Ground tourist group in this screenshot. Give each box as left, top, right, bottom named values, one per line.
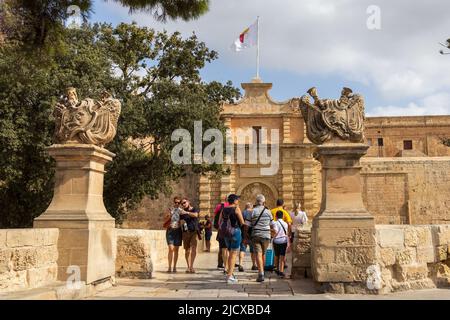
left=163, top=194, right=308, bottom=283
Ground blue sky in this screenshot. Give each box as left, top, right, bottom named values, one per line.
left=89, top=0, right=450, bottom=116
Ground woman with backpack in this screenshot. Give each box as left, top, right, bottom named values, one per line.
left=219, top=194, right=245, bottom=284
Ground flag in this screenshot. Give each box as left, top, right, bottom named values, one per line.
left=231, top=20, right=258, bottom=52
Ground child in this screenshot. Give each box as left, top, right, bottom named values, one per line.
left=272, top=210, right=289, bottom=278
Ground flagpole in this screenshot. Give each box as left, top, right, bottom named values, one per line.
left=256, top=16, right=260, bottom=79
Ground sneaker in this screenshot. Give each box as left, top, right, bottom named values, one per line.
left=217, top=264, right=224, bottom=269
left=235, top=264, right=240, bottom=268
left=238, top=265, right=244, bottom=272
left=279, top=272, right=286, bottom=279
left=227, top=275, right=238, bottom=284
left=251, top=265, right=258, bottom=271
left=256, top=274, right=265, bottom=282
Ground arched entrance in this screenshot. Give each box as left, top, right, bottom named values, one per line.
left=237, top=181, right=278, bottom=209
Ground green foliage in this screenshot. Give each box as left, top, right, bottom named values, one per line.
left=1, top=0, right=209, bottom=48
left=117, top=0, right=209, bottom=22
left=0, top=23, right=240, bottom=227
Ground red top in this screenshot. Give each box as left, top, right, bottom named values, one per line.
left=214, top=202, right=230, bottom=216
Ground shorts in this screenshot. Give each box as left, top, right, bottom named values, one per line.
left=240, top=240, right=254, bottom=253
left=182, top=230, right=198, bottom=250
left=217, top=234, right=227, bottom=249
left=166, top=228, right=182, bottom=246
left=251, top=236, right=270, bottom=254
left=205, top=230, right=212, bottom=241
left=273, top=242, right=287, bottom=257
left=224, top=228, right=242, bottom=252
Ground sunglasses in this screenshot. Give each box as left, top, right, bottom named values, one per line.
left=174, top=201, right=180, bottom=205
left=181, top=201, right=187, bottom=205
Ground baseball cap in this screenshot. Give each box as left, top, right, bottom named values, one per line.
left=227, top=194, right=240, bottom=203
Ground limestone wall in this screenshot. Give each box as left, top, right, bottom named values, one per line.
left=115, top=229, right=218, bottom=278
left=375, top=225, right=450, bottom=293
left=361, top=157, right=450, bottom=225
left=0, top=229, right=59, bottom=292
left=121, top=172, right=200, bottom=229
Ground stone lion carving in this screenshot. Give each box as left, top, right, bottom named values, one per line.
left=299, top=87, right=365, bottom=145
left=53, top=87, right=121, bottom=146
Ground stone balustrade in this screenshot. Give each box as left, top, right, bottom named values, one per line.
left=0, top=229, right=59, bottom=292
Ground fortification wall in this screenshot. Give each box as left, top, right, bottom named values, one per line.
left=361, top=157, right=450, bottom=225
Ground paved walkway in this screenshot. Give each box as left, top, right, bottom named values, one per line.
left=88, top=250, right=450, bottom=300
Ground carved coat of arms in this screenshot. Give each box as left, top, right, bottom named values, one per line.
left=53, top=87, right=121, bottom=147
left=299, top=87, right=365, bottom=145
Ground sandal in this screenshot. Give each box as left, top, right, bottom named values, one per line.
left=173, top=268, right=177, bottom=273
left=190, top=269, right=196, bottom=274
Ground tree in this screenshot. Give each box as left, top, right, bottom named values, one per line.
left=0, top=0, right=209, bottom=48
left=0, top=22, right=240, bottom=228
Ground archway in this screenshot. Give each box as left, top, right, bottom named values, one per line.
left=237, top=181, right=278, bottom=209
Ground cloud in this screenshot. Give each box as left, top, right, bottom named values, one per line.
left=92, top=0, right=450, bottom=115
left=368, top=93, right=450, bottom=116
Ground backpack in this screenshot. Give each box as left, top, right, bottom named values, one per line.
left=218, top=208, right=235, bottom=239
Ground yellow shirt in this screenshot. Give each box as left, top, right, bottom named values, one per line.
left=270, top=207, right=292, bottom=224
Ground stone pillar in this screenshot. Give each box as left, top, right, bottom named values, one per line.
left=282, top=116, right=292, bottom=144
left=311, top=143, right=377, bottom=294
left=280, top=158, right=294, bottom=209
left=301, top=158, right=318, bottom=216
left=34, top=144, right=116, bottom=285
left=220, top=165, right=235, bottom=201
left=198, top=173, right=212, bottom=218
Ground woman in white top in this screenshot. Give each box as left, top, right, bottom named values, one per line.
left=289, top=203, right=308, bottom=243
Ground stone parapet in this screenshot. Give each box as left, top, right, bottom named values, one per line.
left=375, top=225, right=450, bottom=293
left=0, top=229, right=59, bottom=293
left=291, top=225, right=312, bottom=279
left=115, top=229, right=218, bottom=279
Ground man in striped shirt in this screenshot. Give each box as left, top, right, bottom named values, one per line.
left=247, top=194, right=274, bottom=282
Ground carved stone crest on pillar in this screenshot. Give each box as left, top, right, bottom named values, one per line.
left=53, top=87, right=121, bottom=147
left=34, top=88, right=121, bottom=286
left=299, top=87, right=365, bottom=145
left=297, top=87, right=377, bottom=294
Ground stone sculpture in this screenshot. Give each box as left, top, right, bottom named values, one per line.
left=53, top=87, right=121, bottom=146
left=299, top=87, right=365, bottom=144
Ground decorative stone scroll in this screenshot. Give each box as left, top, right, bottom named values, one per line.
left=53, top=87, right=121, bottom=146
left=299, top=87, right=365, bottom=144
